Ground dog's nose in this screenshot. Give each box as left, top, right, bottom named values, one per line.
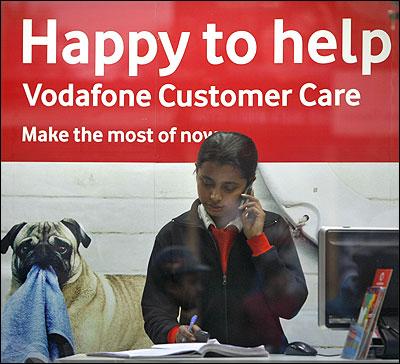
left=35, top=242, right=50, bottom=267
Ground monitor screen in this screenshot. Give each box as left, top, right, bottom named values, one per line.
left=318, top=227, right=399, bottom=328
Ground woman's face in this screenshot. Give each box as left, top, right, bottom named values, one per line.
left=196, top=161, right=248, bottom=226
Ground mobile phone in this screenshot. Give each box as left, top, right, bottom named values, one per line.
left=240, top=184, right=254, bottom=206
left=240, top=184, right=255, bottom=220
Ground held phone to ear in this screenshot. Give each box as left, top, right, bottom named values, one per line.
left=240, top=183, right=254, bottom=205
left=240, top=183, right=255, bottom=220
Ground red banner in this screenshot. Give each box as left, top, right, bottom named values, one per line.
left=1, top=1, right=399, bottom=162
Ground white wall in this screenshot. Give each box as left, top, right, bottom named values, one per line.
left=3, top=162, right=398, bottom=348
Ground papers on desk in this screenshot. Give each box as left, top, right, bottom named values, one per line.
left=87, top=339, right=269, bottom=358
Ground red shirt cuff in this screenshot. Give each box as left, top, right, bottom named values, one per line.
left=167, top=325, right=180, bottom=343
left=247, top=233, right=272, bottom=256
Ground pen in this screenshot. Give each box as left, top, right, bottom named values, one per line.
left=188, top=314, right=198, bottom=333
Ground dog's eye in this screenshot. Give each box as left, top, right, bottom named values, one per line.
left=53, top=237, right=70, bottom=255
left=20, top=246, right=29, bottom=254
left=56, top=245, right=68, bottom=255
left=17, top=239, right=33, bottom=256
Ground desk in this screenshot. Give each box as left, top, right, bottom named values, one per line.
left=56, top=353, right=398, bottom=363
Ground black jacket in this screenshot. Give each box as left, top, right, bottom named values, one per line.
left=141, top=199, right=308, bottom=353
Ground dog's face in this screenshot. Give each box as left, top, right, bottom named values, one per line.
left=1, top=218, right=91, bottom=287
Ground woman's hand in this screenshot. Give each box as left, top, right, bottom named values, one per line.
left=175, top=324, right=201, bottom=343
left=239, top=194, right=266, bottom=239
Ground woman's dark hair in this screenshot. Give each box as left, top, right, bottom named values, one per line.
left=196, top=131, right=258, bottom=184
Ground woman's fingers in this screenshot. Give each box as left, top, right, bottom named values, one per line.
left=176, top=324, right=201, bottom=343
left=239, top=194, right=266, bottom=239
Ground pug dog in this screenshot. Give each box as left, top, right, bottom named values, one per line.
left=1, top=218, right=152, bottom=353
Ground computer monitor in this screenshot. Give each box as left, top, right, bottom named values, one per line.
left=318, top=227, right=399, bottom=328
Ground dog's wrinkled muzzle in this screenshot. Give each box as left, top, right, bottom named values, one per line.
left=17, top=243, right=70, bottom=287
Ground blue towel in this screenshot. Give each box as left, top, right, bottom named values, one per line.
left=1, top=264, right=75, bottom=363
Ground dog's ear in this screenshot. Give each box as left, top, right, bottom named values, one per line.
left=1, top=222, right=27, bottom=254
left=61, top=218, right=91, bottom=248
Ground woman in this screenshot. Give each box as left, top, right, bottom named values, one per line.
left=141, top=131, right=308, bottom=353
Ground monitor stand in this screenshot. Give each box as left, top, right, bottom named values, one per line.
left=367, top=333, right=385, bottom=358
left=372, top=315, right=399, bottom=359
